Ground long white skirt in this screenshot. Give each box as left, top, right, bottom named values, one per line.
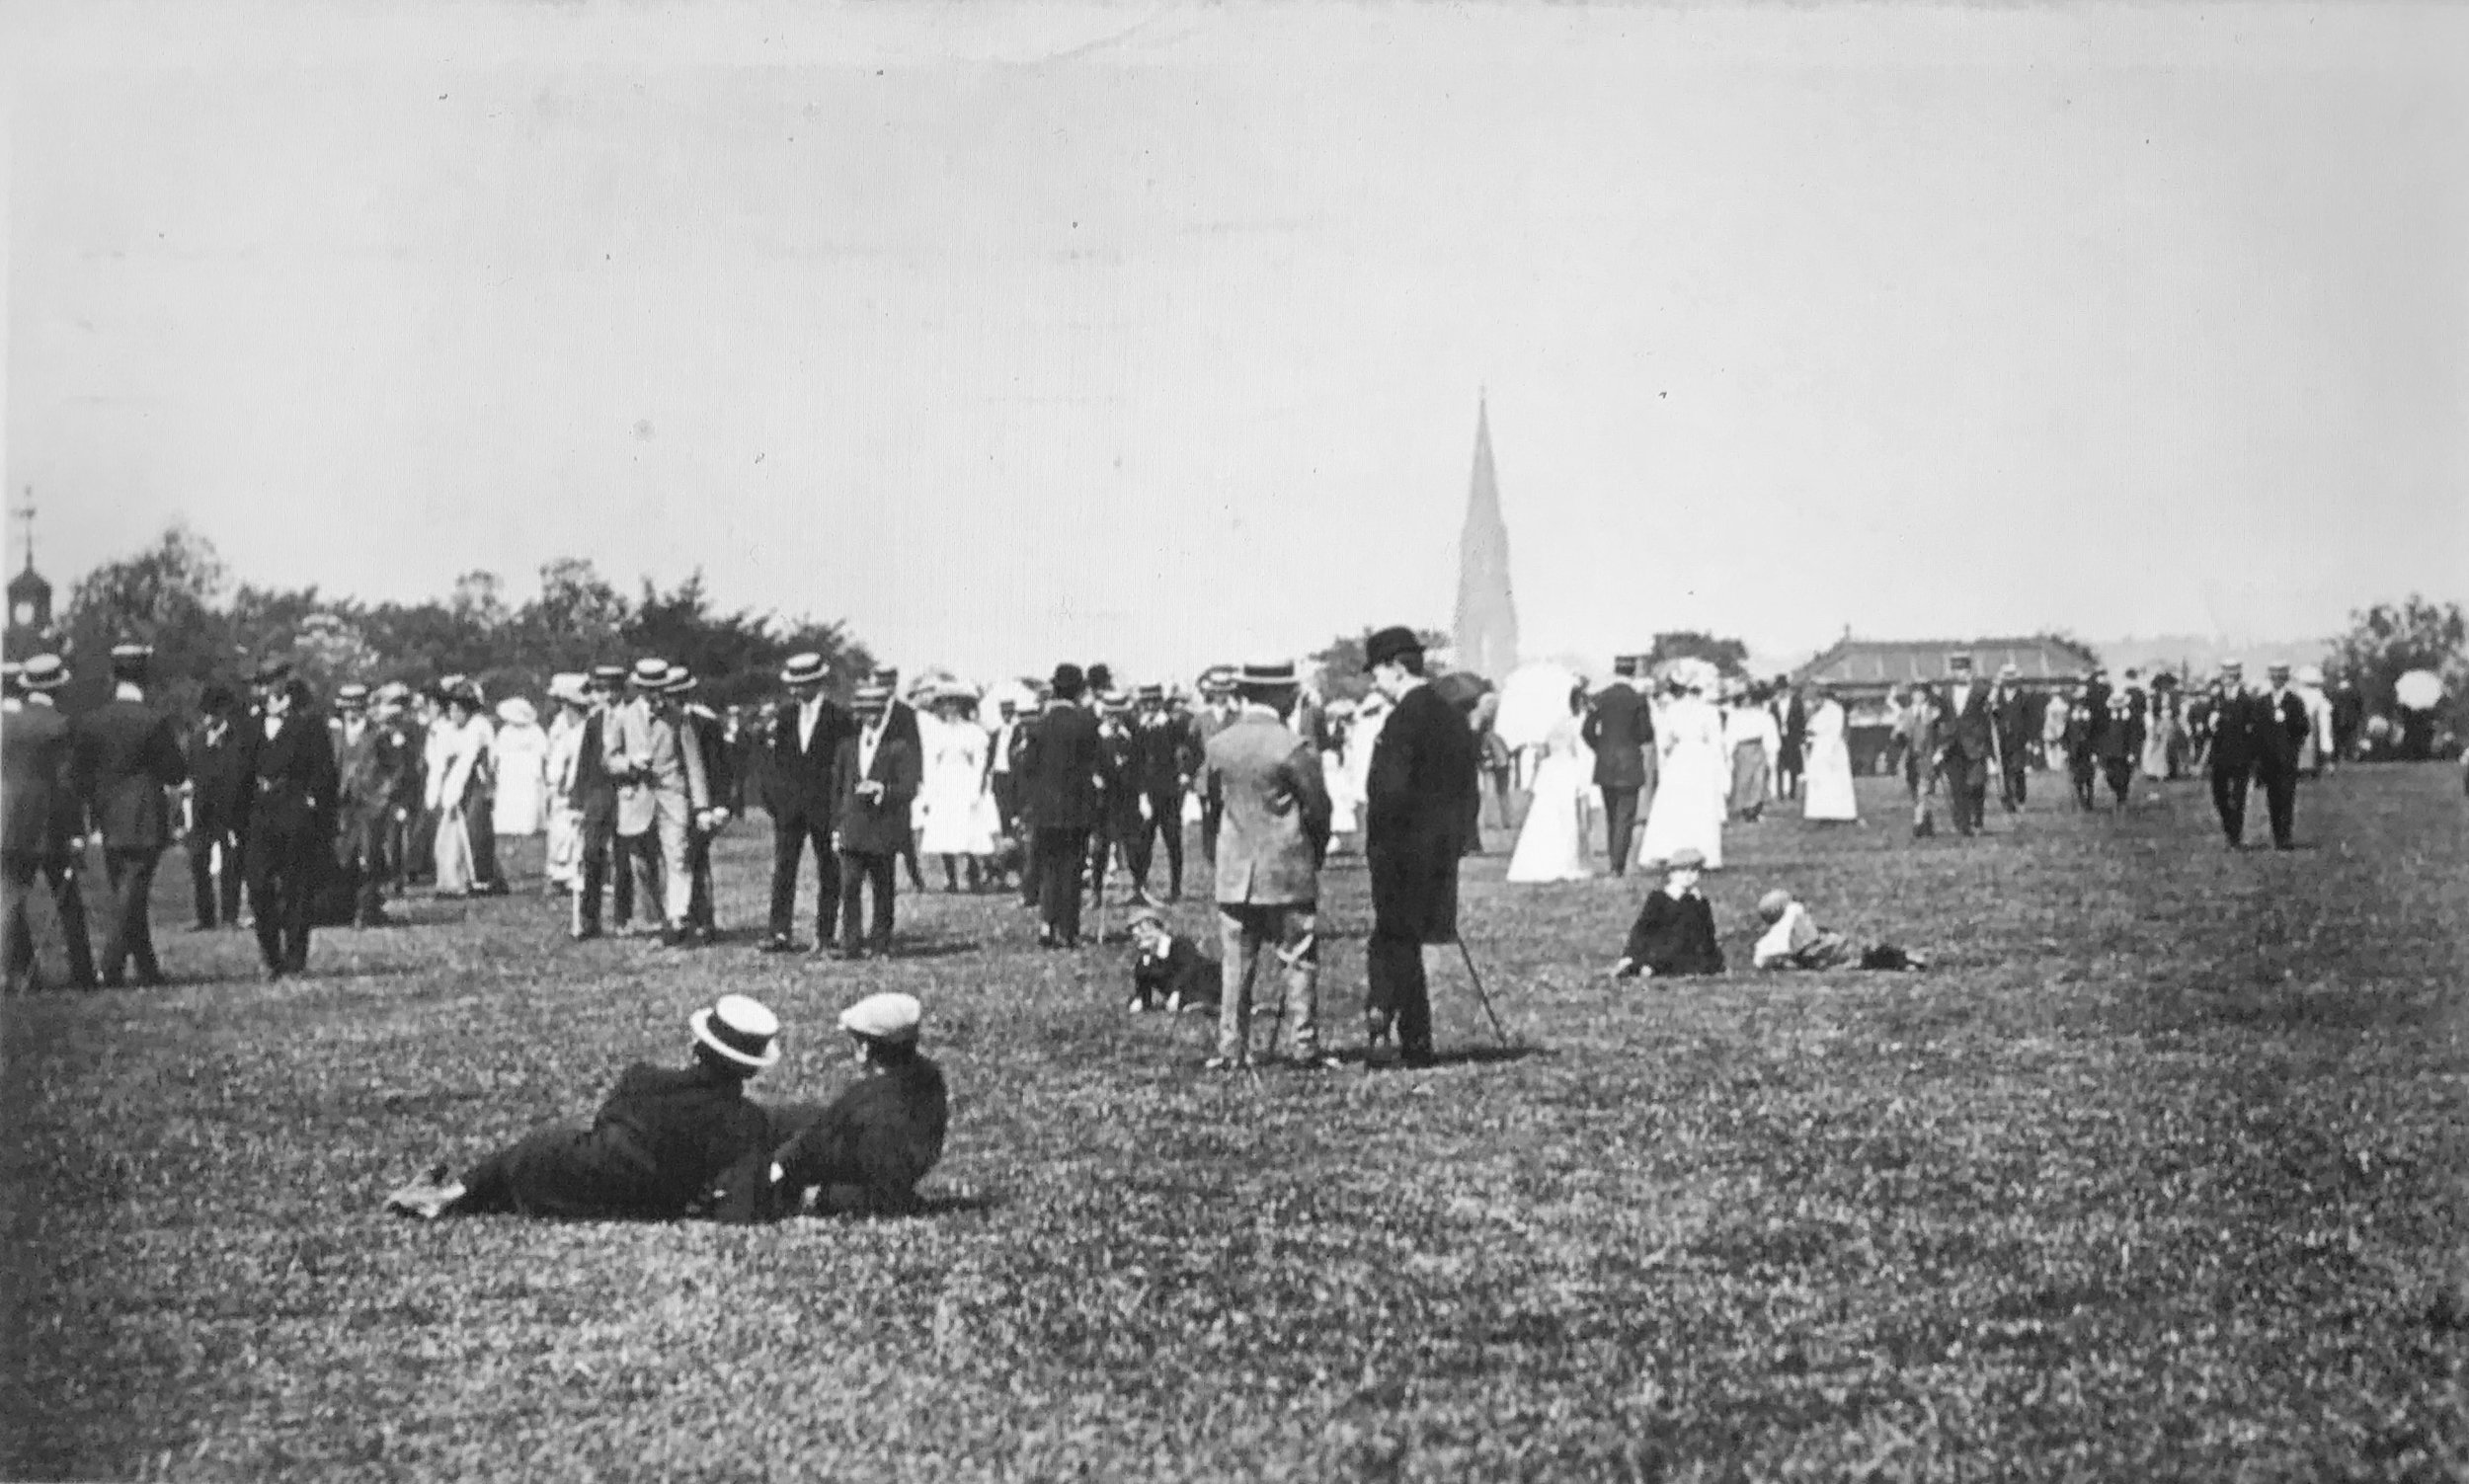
left=1506, top=752, right=1593, bottom=883
left=1803, top=736, right=1859, bottom=821
left=1636, top=745, right=1726, bottom=869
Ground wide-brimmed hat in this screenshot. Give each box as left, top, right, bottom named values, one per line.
left=838, top=991, right=921, bottom=1047
left=1364, top=625, right=1424, bottom=670
left=1125, top=905, right=1167, bottom=933
left=628, top=657, right=671, bottom=689
left=1665, top=846, right=1707, bottom=871
left=780, top=652, right=828, bottom=686
left=547, top=672, right=590, bottom=705
left=18, top=655, right=67, bottom=691
left=496, top=697, right=538, bottom=728
left=690, top=994, right=781, bottom=1069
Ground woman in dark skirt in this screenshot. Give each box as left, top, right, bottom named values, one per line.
left=388, top=995, right=782, bottom=1223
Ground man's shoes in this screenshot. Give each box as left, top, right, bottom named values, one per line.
left=571, top=924, right=603, bottom=941
left=758, top=935, right=802, bottom=955
left=357, top=911, right=400, bottom=929
left=1400, top=1048, right=1437, bottom=1070
left=659, top=926, right=688, bottom=949
left=1283, top=1054, right=1341, bottom=1072
left=1202, top=1055, right=1248, bottom=1072
left=384, top=1173, right=467, bottom=1220
left=1126, top=995, right=1152, bottom=1014
left=264, top=963, right=287, bottom=982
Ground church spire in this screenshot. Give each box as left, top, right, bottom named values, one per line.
left=1452, top=395, right=1519, bottom=680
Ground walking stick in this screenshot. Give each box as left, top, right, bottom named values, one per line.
left=1258, top=930, right=1315, bottom=1062
left=1454, top=934, right=1513, bottom=1048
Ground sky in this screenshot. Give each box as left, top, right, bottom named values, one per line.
left=4, top=1, right=2465, bottom=682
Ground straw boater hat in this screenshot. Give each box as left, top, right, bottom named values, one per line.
left=852, top=681, right=892, bottom=714
left=780, top=652, right=828, bottom=686
left=1198, top=665, right=1236, bottom=697
left=839, top=991, right=921, bottom=1048
left=1125, top=904, right=1167, bottom=933
left=1135, top=682, right=1164, bottom=705
left=110, top=643, right=154, bottom=680
left=589, top=663, right=628, bottom=692
left=690, top=994, right=781, bottom=1069
left=19, top=654, right=68, bottom=691
left=334, top=682, right=370, bottom=711
left=1235, top=660, right=1298, bottom=697
left=662, top=664, right=696, bottom=696
left=628, top=657, right=671, bottom=690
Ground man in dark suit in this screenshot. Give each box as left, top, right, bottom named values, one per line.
left=570, top=664, right=630, bottom=939
left=1770, top=678, right=1806, bottom=802
left=2206, top=660, right=2266, bottom=846
left=1087, top=689, right=1142, bottom=908
left=330, top=681, right=414, bottom=928
left=762, top=652, right=848, bottom=953
left=3, top=656, right=99, bottom=992
left=1933, top=653, right=1996, bottom=836
left=1017, top=663, right=1101, bottom=948
left=1125, top=684, right=1191, bottom=903
left=871, top=667, right=928, bottom=892
left=1188, top=667, right=1237, bottom=861
left=184, top=681, right=254, bottom=930
left=2256, top=663, right=2308, bottom=850
left=833, top=682, right=921, bottom=959
left=1989, top=663, right=2034, bottom=813
left=1361, top=626, right=1481, bottom=1068
left=1580, top=656, right=1653, bottom=875
left=671, top=665, right=734, bottom=943
left=244, top=661, right=340, bottom=979
left=2071, top=668, right=2111, bottom=810
left=79, top=644, right=191, bottom=985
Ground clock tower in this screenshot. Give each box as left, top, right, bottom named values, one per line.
left=6, top=489, right=55, bottom=658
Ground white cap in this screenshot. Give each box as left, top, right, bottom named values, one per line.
left=838, top=991, right=922, bottom=1046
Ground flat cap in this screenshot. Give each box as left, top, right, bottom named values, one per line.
left=838, top=991, right=921, bottom=1046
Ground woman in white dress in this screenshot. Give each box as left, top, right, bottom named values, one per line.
left=1636, top=668, right=1727, bottom=870
left=1802, top=684, right=1860, bottom=823
left=1507, top=684, right=1595, bottom=883
left=432, top=689, right=489, bottom=895
left=916, top=691, right=999, bottom=891
left=541, top=677, right=589, bottom=892
left=1321, top=699, right=1364, bottom=854
left=492, top=697, right=550, bottom=838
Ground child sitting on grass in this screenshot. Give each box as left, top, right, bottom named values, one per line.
left=1608, top=848, right=1725, bottom=980
left=1751, top=889, right=1928, bottom=972
left=1126, top=906, right=1221, bottom=1014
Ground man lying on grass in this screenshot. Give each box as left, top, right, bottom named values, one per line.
left=1750, top=889, right=1929, bottom=973
left=385, top=991, right=948, bottom=1222
left=1608, top=848, right=1725, bottom=980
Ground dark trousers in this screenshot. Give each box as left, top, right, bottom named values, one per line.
left=466, top=790, right=503, bottom=889
left=98, top=848, right=165, bottom=984
left=574, top=816, right=629, bottom=933
left=4, top=851, right=98, bottom=989
left=2256, top=764, right=2297, bottom=848
left=1033, top=826, right=1088, bottom=944
left=2102, top=757, right=2133, bottom=807
left=245, top=821, right=319, bottom=972
left=768, top=812, right=840, bottom=944
left=2210, top=766, right=2249, bottom=844
left=2000, top=760, right=2029, bottom=811
left=1128, top=790, right=1184, bottom=898
left=1366, top=934, right=1434, bottom=1061
left=407, top=806, right=439, bottom=884
left=188, top=820, right=245, bottom=927
left=1600, top=786, right=1639, bottom=874
left=837, top=849, right=897, bottom=952
left=2070, top=751, right=2099, bottom=809
left=1199, top=796, right=1224, bottom=865
left=1946, top=753, right=1991, bottom=833
left=686, top=827, right=717, bottom=931
left=991, top=773, right=1019, bottom=835
left=1019, top=816, right=1043, bottom=908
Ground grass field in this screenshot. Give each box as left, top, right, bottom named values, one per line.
left=5, top=765, right=2466, bottom=1481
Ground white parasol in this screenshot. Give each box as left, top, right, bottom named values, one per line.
left=1492, top=662, right=1585, bottom=750
left=2395, top=669, right=2444, bottom=711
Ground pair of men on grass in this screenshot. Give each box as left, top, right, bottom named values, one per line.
left=388, top=991, right=948, bottom=1222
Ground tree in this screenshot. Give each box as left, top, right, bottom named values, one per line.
left=1644, top=631, right=1750, bottom=679
left=2324, top=593, right=2467, bottom=755
left=58, top=523, right=236, bottom=712
left=1310, top=626, right=1452, bottom=702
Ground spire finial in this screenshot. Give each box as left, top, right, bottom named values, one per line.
left=12, top=488, right=32, bottom=575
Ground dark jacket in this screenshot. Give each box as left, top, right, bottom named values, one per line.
left=77, top=695, right=190, bottom=851
left=1018, top=701, right=1102, bottom=831
left=246, top=710, right=340, bottom=841
left=332, top=715, right=415, bottom=828
left=833, top=725, right=921, bottom=856
left=1133, top=931, right=1220, bottom=1010
left=188, top=713, right=256, bottom=831
left=1621, top=889, right=1724, bottom=976
left=768, top=696, right=851, bottom=825
left=1366, top=683, right=1481, bottom=943
left=1581, top=681, right=1652, bottom=790
left=2, top=703, right=83, bottom=857
left=573, top=710, right=619, bottom=831
left=2256, top=689, right=2308, bottom=775
left=461, top=1060, right=774, bottom=1222
left=1935, top=680, right=1996, bottom=765
left=682, top=705, right=733, bottom=819
left=766, top=1054, right=950, bottom=1216
left=1132, top=712, right=1189, bottom=796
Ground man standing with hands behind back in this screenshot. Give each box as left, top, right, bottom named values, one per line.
left=80, top=643, right=190, bottom=986
left=1361, top=626, right=1481, bottom=1069
left=1580, top=655, right=1652, bottom=875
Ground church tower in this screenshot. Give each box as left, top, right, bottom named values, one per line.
left=6, top=489, right=53, bottom=658
left=1451, top=397, right=1519, bottom=679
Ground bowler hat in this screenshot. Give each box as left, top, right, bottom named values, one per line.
left=690, top=994, right=781, bottom=1069
left=780, top=652, right=828, bottom=686
left=1050, top=663, right=1086, bottom=699
left=838, top=991, right=921, bottom=1047
left=1364, top=626, right=1424, bottom=670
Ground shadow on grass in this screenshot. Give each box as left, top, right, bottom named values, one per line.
left=1332, top=1043, right=1554, bottom=1070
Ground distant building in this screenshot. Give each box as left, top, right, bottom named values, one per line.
left=1451, top=397, right=1519, bottom=681
left=6, top=514, right=55, bottom=661
left=1793, top=633, right=2101, bottom=774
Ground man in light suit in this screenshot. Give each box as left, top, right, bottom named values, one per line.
left=604, top=656, right=710, bottom=948
left=832, top=683, right=921, bottom=959
left=79, top=644, right=191, bottom=986
left=762, top=652, right=847, bottom=953
left=1581, top=655, right=1653, bottom=874
left=1933, top=653, right=1996, bottom=836
left=1201, top=661, right=1333, bottom=1070
left=3, top=656, right=99, bottom=992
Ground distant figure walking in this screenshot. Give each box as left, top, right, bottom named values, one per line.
left=1800, top=685, right=1859, bottom=824
left=1506, top=684, right=1594, bottom=884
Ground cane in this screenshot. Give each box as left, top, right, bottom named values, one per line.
left=1454, top=934, right=1514, bottom=1049
left=1258, top=929, right=1314, bottom=1062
